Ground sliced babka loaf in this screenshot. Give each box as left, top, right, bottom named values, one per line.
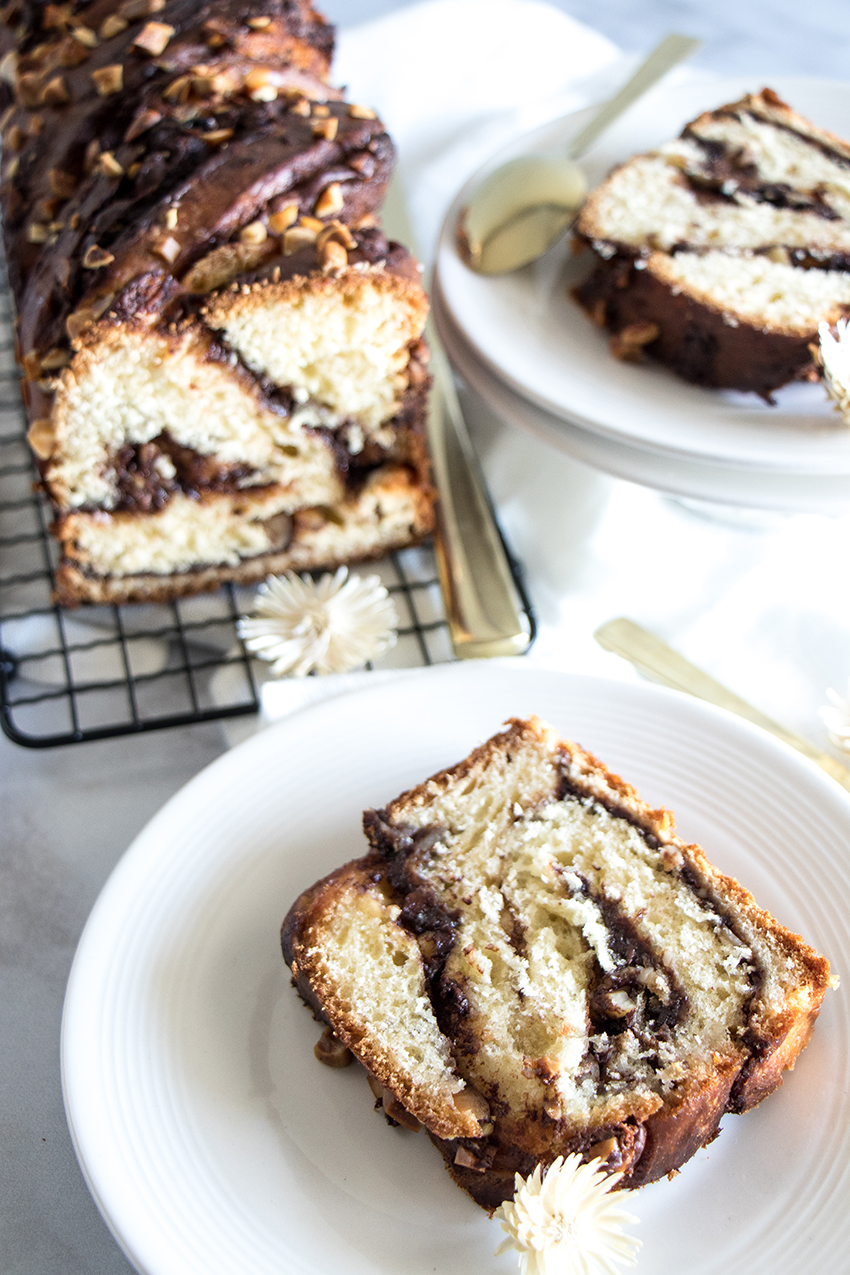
left=0, top=0, right=434, bottom=603
left=574, top=88, right=850, bottom=398
left=282, top=716, right=833, bottom=1210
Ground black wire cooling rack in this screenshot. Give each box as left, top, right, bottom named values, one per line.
left=0, top=286, right=467, bottom=747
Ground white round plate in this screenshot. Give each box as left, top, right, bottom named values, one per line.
left=436, top=76, right=850, bottom=476
left=434, top=285, right=850, bottom=513
left=62, top=662, right=850, bottom=1275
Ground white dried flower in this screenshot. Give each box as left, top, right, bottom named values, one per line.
left=818, top=319, right=850, bottom=424
left=820, top=678, right=850, bottom=751
left=494, top=1154, right=641, bottom=1275
left=238, top=567, right=398, bottom=677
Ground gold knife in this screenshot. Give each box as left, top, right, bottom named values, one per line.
left=594, top=617, right=850, bottom=795
left=382, top=175, right=533, bottom=658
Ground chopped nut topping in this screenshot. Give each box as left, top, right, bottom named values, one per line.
left=124, top=106, right=161, bottom=142
left=451, top=1087, right=491, bottom=1128
left=22, top=350, right=41, bottom=379
left=0, top=50, right=17, bottom=83
left=3, top=154, right=19, bottom=180
left=68, top=211, right=79, bottom=230
left=100, top=13, right=128, bottom=38
left=314, top=181, right=344, bottom=218
left=47, top=167, right=76, bottom=196
left=247, top=14, right=271, bottom=27
left=4, top=122, right=22, bottom=150
left=83, top=243, right=115, bottom=268
left=119, top=0, right=164, bottom=17
left=610, top=321, right=660, bottom=362
left=84, top=138, right=100, bottom=173
left=313, top=1026, right=352, bottom=1067
left=42, top=4, right=71, bottom=30
left=311, top=116, right=338, bottom=141
left=239, top=220, right=267, bottom=246
left=43, top=74, right=72, bottom=105
left=163, top=207, right=178, bottom=229
left=132, top=20, right=174, bottom=54
left=289, top=97, right=310, bottom=117
left=40, top=347, right=71, bottom=370
left=312, top=103, right=329, bottom=117
left=184, top=239, right=271, bottom=292
left=27, top=418, right=55, bottom=460
left=319, top=239, right=347, bottom=270
left=317, top=220, right=356, bottom=250
left=126, top=162, right=141, bottom=178
left=268, top=203, right=299, bottom=233
left=16, top=72, right=45, bottom=108
left=243, top=67, right=277, bottom=101
left=202, top=127, right=234, bottom=144
left=27, top=112, right=43, bottom=136
left=92, top=64, right=123, bottom=95
left=38, top=197, right=61, bottom=220
left=66, top=308, right=94, bottom=339
left=205, top=31, right=225, bottom=48
left=153, top=234, right=181, bottom=264
left=90, top=291, right=115, bottom=320
left=27, top=222, right=49, bottom=243
left=163, top=74, right=190, bottom=103
left=57, top=34, right=89, bottom=66
left=70, top=24, right=98, bottom=47
left=97, top=150, right=124, bottom=177
left=383, top=1092, right=421, bottom=1131
left=243, top=67, right=269, bottom=90
left=299, top=216, right=323, bottom=233
left=348, top=103, right=376, bottom=120
left=283, top=225, right=317, bottom=253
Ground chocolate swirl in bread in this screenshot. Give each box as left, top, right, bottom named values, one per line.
left=282, top=717, right=833, bottom=1210
left=0, top=0, right=434, bottom=602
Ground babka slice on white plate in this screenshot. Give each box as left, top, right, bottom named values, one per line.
left=282, top=715, right=834, bottom=1210
left=574, top=88, right=850, bottom=399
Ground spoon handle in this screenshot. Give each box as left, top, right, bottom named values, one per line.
left=567, top=33, right=702, bottom=160
left=595, top=617, right=850, bottom=794
left=383, top=176, right=534, bottom=658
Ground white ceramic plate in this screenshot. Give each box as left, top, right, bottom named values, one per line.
left=436, top=76, right=850, bottom=476
left=433, top=284, right=850, bottom=513
left=62, top=662, right=850, bottom=1275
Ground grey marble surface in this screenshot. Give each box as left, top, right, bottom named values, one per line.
left=2, top=2, right=849, bottom=1273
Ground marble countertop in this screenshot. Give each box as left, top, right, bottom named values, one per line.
left=3, top=1, right=850, bottom=1272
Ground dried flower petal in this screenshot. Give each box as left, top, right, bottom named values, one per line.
left=494, top=1154, right=640, bottom=1275
left=238, top=567, right=398, bottom=677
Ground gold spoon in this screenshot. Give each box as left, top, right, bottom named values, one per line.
left=458, top=33, right=701, bottom=276
left=595, top=617, right=850, bottom=795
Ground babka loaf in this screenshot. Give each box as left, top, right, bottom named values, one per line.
left=574, top=88, right=850, bottom=399
left=282, top=716, right=833, bottom=1210
left=0, top=0, right=434, bottom=603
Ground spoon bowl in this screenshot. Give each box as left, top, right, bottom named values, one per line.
left=458, top=33, right=701, bottom=275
